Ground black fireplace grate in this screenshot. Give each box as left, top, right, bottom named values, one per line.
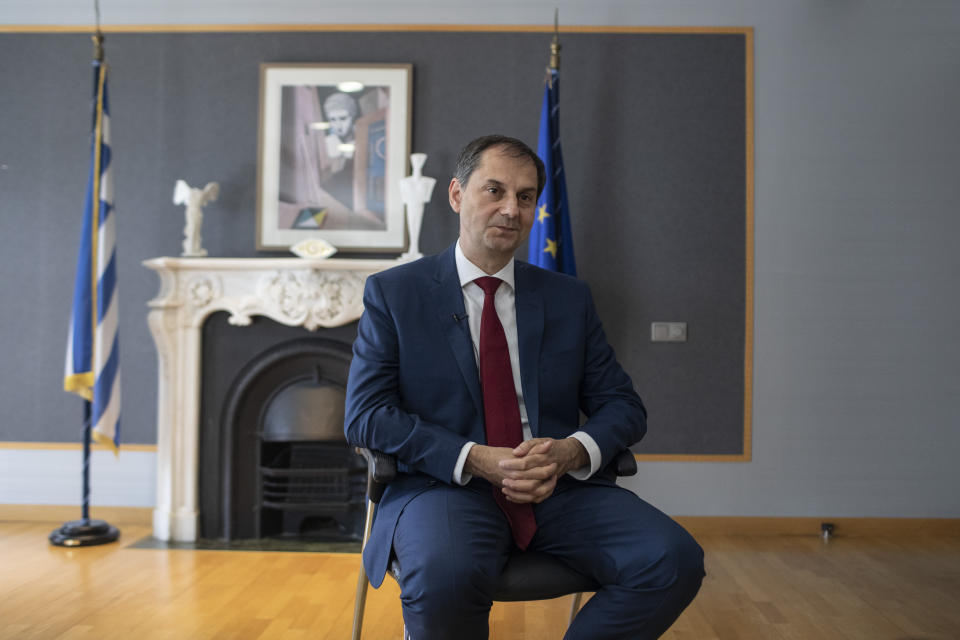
left=260, top=443, right=366, bottom=512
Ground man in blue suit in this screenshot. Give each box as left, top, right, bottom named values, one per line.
left=345, top=135, right=704, bottom=639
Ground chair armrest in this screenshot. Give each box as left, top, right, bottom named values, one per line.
left=612, top=449, right=638, bottom=477
left=356, top=448, right=396, bottom=504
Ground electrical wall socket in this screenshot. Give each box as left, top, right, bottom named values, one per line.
left=650, top=322, right=687, bottom=342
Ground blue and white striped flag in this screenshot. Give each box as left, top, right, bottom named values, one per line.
left=64, top=59, right=121, bottom=453
left=527, top=66, right=577, bottom=276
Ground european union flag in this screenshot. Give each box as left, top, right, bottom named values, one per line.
left=528, top=66, right=576, bottom=276
left=64, top=58, right=121, bottom=453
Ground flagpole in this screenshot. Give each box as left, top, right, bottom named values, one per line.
left=82, top=399, right=91, bottom=522
left=50, top=23, right=119, bottom=547
left=51, top=402, right=118, bottom=546
left=550, top=7, right=560, bottom=71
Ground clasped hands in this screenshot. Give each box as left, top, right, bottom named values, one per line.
left=465, top=437, right=589, bottom=504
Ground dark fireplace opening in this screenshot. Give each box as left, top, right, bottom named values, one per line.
left=257, top=375, right=366, bottom=541
left=259, top=442, right=366, bottom=541
left=198, top=312, right=366, bottom=544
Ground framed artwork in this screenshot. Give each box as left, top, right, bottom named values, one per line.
left=256, top=63, right=412, bottom=252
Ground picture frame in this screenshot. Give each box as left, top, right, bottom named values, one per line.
left=256, top=63, right=412, bottom=252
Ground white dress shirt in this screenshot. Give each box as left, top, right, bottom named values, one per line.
left=452, top=241, right=601, bottom=484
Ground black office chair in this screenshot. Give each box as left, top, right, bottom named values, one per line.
left=350, top=448, right=638, bottom=640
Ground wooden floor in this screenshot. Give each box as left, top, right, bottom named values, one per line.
left=1, top=522, right=958, bottom=639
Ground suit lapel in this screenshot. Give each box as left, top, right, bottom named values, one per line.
left=515, top=263, right=543, bottom=436
left=432, top=247, right=484, bottom=416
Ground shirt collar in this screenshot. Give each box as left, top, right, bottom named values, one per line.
left=455, top=240, right=515, bottom=291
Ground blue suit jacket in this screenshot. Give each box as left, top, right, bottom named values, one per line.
left=344, top=244, right=646, bottom=587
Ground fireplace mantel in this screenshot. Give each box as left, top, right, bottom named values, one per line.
left=144, top=256, right=398, bottom=541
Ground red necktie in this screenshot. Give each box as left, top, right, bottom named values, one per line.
left=474, top=276, right=537, bottom=549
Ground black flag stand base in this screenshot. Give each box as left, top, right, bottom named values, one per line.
left=49, top=400, right=121, bottom=548
left=49, top=518, right=119, bottom=547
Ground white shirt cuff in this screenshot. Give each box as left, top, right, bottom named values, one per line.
left=453, top=441, right=476, bottom=485
left=566, top=432, right=601, bottom=480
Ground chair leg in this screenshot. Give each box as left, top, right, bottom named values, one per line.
left=351, top=563, right=369, bottom=640
left=568, top=592, right=584, bottom=629
left=351, top=499, right=379, bottom=640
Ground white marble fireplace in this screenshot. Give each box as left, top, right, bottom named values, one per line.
left=144, top=257, right=397, bottom=542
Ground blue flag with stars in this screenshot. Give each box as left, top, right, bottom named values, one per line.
left=528, top=66, right=576, bottom=276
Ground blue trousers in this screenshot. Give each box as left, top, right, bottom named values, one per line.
left=391, top=481, right=704, bottom=639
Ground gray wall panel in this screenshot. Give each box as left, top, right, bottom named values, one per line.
left=0, top=30, right=748, bottom=455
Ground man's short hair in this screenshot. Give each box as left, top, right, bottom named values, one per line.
left=323, top=92, right=359, bottom=119
left=454, top=135, right=546, bottom=198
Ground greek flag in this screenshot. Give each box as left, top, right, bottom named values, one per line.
left=64, top=59, right=121, bottom=453
left=527, top=66, right=577, bottom=276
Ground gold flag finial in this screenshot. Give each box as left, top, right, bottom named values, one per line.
left=548, top=8, right=560, bottom=71
left=92, top=33, right=104, bottom=62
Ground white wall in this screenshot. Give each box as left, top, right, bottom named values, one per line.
left=0, top=450, right=155, bottom=507
left=4, top=1, right=959, bottom=518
